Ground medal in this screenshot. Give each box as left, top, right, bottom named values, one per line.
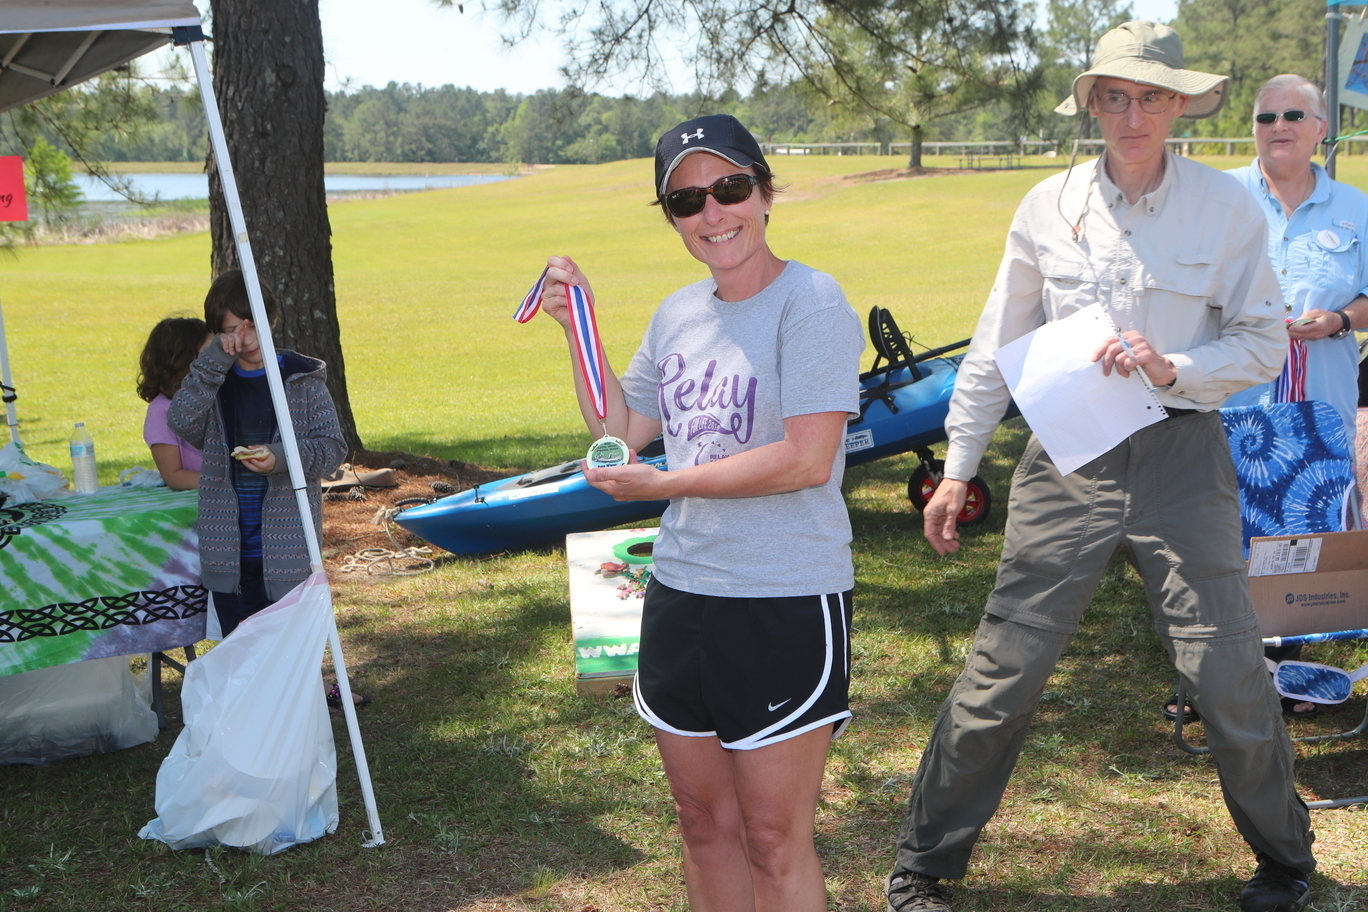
left=586, top=434, right=629, bottom=468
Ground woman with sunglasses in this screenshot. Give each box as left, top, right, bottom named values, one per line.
left=539, top=114, right=864, bottom=912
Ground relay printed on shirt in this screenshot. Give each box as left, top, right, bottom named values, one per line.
left=656, top=353, right=759, bottom=465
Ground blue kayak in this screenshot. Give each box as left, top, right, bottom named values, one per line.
left=394, top=443, right=671, bottom=555
left=395, top=308, right=990, bottom=554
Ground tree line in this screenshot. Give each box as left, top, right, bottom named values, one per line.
left=73, top=80, right=937, bottom=166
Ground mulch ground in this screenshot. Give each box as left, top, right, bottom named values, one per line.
left=319, top=449, right=508, bottom=578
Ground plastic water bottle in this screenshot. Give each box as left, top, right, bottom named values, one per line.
left=69, top=422, right=98, bottom=494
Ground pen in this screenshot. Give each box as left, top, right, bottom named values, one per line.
left=1114, top=332, right=1157, bottom=391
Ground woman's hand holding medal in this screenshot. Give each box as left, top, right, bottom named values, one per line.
left=584, top=453, right=673, bottom=501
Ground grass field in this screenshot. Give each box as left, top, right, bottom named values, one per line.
left=1, top=155, right=1366, bottom=912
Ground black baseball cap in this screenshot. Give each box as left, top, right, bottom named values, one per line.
left=654, top=114, right=770, bottom=197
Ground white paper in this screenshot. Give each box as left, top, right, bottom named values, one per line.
left=1248, top=538, right=1324, bottom=577
left=993, top=304, right=1167, bottom=476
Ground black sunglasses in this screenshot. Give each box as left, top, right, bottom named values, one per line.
left=662, top=174, right=760, bottom=219
left=1255, top=110, right=1309, bottom=124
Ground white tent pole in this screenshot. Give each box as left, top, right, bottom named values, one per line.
left=0, top=295, right=21, bottom=445
left=184, top=32, right=384, bottom=850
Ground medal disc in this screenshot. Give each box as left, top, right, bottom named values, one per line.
left=586, top=435, right=629, bottom=468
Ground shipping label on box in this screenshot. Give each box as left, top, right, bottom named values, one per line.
left=1246, top=530, right=1368, bottom=638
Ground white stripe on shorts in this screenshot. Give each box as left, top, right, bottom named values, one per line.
left=633, top=673, right=717, bottom=738
left=723, top=590, right=847, bottom=751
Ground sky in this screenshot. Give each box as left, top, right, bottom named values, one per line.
left=316, top=0, right=1181, bottom=97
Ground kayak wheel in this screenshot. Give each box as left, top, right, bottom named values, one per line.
left=907, top=463, right=992, bottom=525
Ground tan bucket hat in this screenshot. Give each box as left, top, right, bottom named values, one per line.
left=1055, top=20, right=1229, bottom=119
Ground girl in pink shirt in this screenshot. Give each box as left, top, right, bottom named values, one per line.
left=138, top=317, right=211, bottom=490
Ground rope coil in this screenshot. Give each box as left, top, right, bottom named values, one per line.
left=339, top=546, right=435, bottom=576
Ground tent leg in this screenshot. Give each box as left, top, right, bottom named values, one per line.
left=327, top=618, right=385, bottom=847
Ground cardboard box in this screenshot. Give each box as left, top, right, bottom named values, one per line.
left=566, top=529, right=655, bottom=695
left=1246, top=530, right=1368, bottom=638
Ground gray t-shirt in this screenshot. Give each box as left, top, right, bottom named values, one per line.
left=619, top=260, right=865, bottom=597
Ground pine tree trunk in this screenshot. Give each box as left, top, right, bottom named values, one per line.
left=908, top=124, right=923, bottom=168
left=206, top=0, right=362, bottom=452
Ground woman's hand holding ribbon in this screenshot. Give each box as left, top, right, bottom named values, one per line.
left=538, top=256, right=595, bottom=331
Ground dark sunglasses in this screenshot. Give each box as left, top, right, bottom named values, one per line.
left=662, top=173, right=760, bottom=218
left=1255, top=110, right=1309, bottom=124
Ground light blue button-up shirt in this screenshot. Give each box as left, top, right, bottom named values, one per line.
left=1224, top=160, right=1367, bottom=437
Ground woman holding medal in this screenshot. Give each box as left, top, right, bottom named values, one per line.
left=536, top=114, right=864, bottom=912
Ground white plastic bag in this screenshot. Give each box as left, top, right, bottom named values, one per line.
left=0, top=441, right=69, bottom=504
left=119, top=466, right=166, bottom=488
left=0, top=656, right=158, bottom=765
left=139, top=573, right=338, bottom=854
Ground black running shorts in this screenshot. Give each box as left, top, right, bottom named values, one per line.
left=632, top=577, right=854, bottom=749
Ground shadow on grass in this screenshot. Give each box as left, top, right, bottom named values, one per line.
left=358, top=430, right=597, bottom=475
left=327, top=565, right=651, bottom=886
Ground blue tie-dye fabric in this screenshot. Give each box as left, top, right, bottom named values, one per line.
left=1219, top=401, right=1355, bottom=553
left=1273, top=662, right=1355, bottom=704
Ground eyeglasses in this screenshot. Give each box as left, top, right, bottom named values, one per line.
left=1255, top=110, right=1310, bottom=125
left=1093, top=88, right=1177, bottom=114
left=662, top=174, right=760, bottom=219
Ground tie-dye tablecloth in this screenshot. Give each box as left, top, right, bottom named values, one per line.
left=0, top=487, right=206, bottom=676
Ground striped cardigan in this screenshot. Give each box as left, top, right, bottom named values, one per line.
left=168, top=337, right=346, bottom=600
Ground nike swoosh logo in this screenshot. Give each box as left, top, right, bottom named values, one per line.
left=767, top=699, right=791, bottom=712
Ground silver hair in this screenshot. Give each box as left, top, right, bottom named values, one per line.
left=1254, top=74, right=1327, bottom=120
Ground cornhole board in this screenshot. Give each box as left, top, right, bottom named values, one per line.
left=566, top=529, right=655, bottom=695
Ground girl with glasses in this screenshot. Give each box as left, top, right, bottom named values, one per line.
left=537, top=114, right=864, bottom=912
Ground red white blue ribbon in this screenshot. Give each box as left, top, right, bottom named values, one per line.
left=514, top=268, right=609, bottom=421
left=513, top=267, right=549, bottom=323
left=1273, top=332, right=1308, bottom=404
left=566, top=284, right=608, bottom=420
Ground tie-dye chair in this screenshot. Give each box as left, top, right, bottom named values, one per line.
left=1172, top=402, right=1366, bottom=808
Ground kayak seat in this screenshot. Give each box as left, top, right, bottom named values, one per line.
left=867, top=306, right=924, bottom=384
left=859, top=307, right=926, bottom=418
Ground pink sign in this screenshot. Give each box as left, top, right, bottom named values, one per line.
left=0, top=157, right=28, bottom=222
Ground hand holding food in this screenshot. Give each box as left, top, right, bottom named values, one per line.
left=231, top=445, right=276, bottom=474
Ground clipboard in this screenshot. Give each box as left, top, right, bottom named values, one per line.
left=993, top=304, right=1167, bottom=475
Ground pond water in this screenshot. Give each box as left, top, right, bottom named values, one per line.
left=74, top=171, right=512, bottom=202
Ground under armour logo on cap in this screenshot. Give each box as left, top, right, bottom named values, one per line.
left=681, top=128, right=705, bottom=143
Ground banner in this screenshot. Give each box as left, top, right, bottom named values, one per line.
left=0, top=157, right=26, bottom=222
left=1339, top=11, right=1368, bottom=112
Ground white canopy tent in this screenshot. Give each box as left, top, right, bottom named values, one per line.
left=0, top=0, right=383, bottom=848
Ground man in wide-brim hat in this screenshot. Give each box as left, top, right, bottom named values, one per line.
left=883, top=21, right=1316, bottom=912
